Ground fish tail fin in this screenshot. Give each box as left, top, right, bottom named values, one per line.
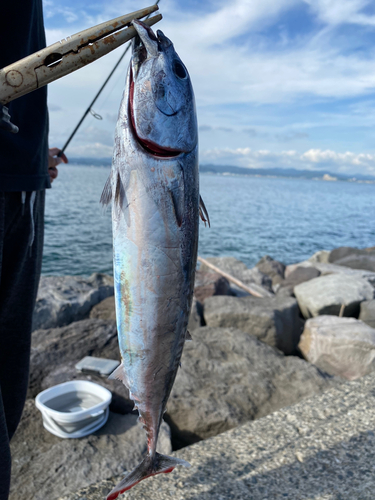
left=106, top=453, right=190, bottom=500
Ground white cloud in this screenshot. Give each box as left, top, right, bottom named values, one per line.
left=201, top=147, right=375, bottom=174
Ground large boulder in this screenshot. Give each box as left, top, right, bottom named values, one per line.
left=294, top=274, right=374, bottom=319
left=193, top=270, right=230, bottom=303
left=277, top=266, right=321, bottom=296
left=299, top=315, right=375, bottom=380
left=359, top=300, right=375, bottom=329
left=166, top=326, right=337, bottom=447
left=308, top=249, right=331, bottom=264
left=33, top=274, right=114, bottom=330
left=89, top=296, right=116, bottom=321
left=329, top=246, right=375, bottom=264
left=29, top=319, right=118, bottom=398
left=334, top=254, right=375, bottom=273
left=255, top=255, right=285, bottom=287
left=203, top=295, right=303, bottom=354
left=199, top=256, right=273, bottom=295
left=9, top=400, right=171, bottom=500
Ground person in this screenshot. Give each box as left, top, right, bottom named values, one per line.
left=0, top=3, right=68, bottom=499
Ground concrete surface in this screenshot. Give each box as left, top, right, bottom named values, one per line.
left=59, top=372, right=375, bottom=500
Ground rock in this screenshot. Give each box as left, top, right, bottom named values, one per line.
left=89, top=295, right=116, bottom=321
left=328, top=246, right=375, bottom=263
left=203, top=295, right=303, bottom=354
left=308, top=249, right=331, bottom=264
left=199, top=256, right=273, bottom=295
left=166, top=326, right=337, bottom=447
left=277, top=266, right=321, bottom=296
left=299, top=315, right=375, bottom=380
left=187, top=297, right=203, bottom=331
left=33, top=273, right=114, bottom=330
left=59, top=371, right=375, bottom=500
left=294, top=274, right=374, bottom=319
left=29, top=319, right=118, bottom=398
left=284, top=260, right=313, bottom=278
left=359, top=300, right=375, bottom=329
left=255, top=255, right=285, bottom=286
left=334, top=254, right=375, bottom=273
left=40, top=363, right=133, bottom=415
left=314, top=262, right=375, bottom=286
left=9, top=400, right=171, bottom=500
left=193, top=270, right=230, bottom=303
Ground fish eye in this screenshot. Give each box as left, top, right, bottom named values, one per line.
left=173, top=60, right=187, bottom=79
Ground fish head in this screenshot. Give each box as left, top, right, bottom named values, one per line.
left=129, top=20, right=197, bottom=156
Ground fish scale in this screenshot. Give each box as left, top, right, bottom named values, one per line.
left=100, top=19, right=207, bottom=499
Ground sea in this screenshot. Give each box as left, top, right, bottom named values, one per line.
left=42, top=164, right=375, bottom=276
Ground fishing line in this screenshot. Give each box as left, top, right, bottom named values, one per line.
left=57, top=0, right=160, bottom=157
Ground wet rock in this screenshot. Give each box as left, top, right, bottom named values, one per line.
left=203, top=295, right=304, bottom=355
left=359, top=300, right=375, bottom=329
left=166, top=326, right=337, bottom=447
left=29, top=319, right=118, bottom=398
left=299, top=315, right=375, bottom=380
left=33, top=273, right=114, bottom=330
left=255, top=255, right=285, bottom=287
left=40, top=363, right=133, bottom=415
left=294, top=274, right=374, bottom=319
left=9, top=400, right=171, bottom=500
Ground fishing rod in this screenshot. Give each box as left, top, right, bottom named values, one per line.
left=58, top=0, right=160, bottom=158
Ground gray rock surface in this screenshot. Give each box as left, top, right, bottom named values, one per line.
left=10, top=400, right=171, bottom=500
left=59, top=359, right=375, bottom=500
left=165, top=326, right=336, bottom=448
left=294, top=273, right=374, bottom=318
left=187, top=297, right=203, bottom=331
left=334, top=253, right=375, bottom=272
left=29, top=319, right=118, bottom=398
left=203, top=295, right=304, bottom=354
left=199, top=256, right=273, bottom=295
left=359, top=299, right=375, bottom=328
left=308, top=249, right=331, bottom=264
left=41, top=363, right=133, bottom=415
left=89, top=296, right=116, bottom=321
left=193, top=270, right=230, bottom=303
left=299, top=315, right=375, bottom=380
left=255, top=255, right=285, bottom=286
left=277, top=266, right=321, bottom=296
left=33, top=274, right=114, bottom=330
left=329, top=245, right=375, bottom=264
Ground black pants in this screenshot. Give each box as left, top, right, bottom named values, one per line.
left=0, top=191, right=44, bottom=500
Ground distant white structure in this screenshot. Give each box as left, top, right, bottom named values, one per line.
left=322, top=173, right=338, bottom=181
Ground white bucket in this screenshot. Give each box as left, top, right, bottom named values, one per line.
left=35, top=380, right=112, bottom=438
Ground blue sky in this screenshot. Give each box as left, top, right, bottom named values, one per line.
left=43, top=0, right=375, bottom=175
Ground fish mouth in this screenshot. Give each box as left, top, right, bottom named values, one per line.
left=129, top=68, right=182, bottom=158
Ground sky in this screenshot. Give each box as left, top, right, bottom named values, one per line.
left=43, top=0, right=375, bottom=175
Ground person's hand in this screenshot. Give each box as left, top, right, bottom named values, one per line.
left=48, top=148, right=68, bottom=183
left=0, top=104, right=19, bottom=133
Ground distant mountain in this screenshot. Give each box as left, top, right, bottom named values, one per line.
left=67, top=158, right=375, bottom=182
left=200, top=164, right=375, bottom=182
left=69, top=157, right=111, bottom=167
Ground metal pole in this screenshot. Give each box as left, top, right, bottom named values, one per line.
left=58, top=0, right=160, bottom=157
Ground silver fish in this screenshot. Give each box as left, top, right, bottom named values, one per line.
left=101, top=20, right=209, bottom=499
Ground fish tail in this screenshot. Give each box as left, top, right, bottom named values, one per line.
left=106, top=453, right=190, bottom=500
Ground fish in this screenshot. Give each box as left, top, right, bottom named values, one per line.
left=100, top=19, right=209, bottom=500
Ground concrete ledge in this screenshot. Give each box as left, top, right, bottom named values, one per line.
left=59, top=372, right=375, bottom=500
